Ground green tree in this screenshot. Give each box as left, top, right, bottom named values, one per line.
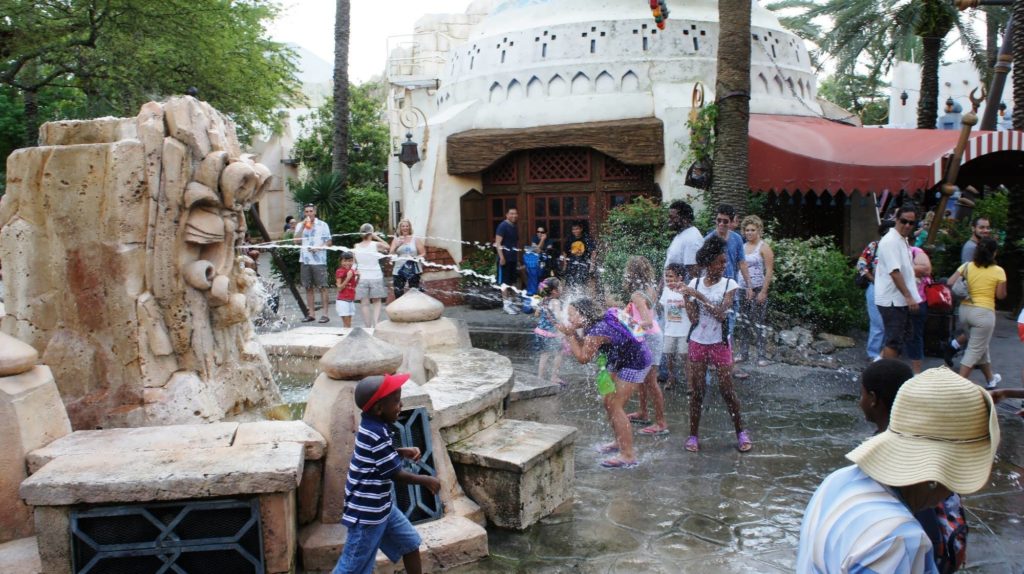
left=817, top=72, right=890, bottom=125
left=710, top=0, right=752, bottom=214
left=768, top=0, right=984, bottom=129
left=598, top=197, right=670, bottom=299
left=0, top=0, right=301, bottom=146
left=291, top=82, right=389, bottom=190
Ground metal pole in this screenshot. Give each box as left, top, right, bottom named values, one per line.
left=248, top=205, right=310, bottom=319
left=926, top=91, right=983, bottom=248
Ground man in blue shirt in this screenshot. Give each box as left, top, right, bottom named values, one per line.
left=495, top=207, right=521, bottom=315
left=704, top=204, right=752, bottom=344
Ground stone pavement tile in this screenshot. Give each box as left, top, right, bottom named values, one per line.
left=531, top=518, right=640, bottom=560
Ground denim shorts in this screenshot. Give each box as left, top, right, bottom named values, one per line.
left=332, top=505, right=422, bottom=574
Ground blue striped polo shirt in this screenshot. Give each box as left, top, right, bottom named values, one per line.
left=797, top=465, right=938, bottom=574
left=341, top=414, right=402, bottom=526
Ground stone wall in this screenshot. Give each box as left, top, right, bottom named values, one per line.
left=0, top=97, right=280, bottom=429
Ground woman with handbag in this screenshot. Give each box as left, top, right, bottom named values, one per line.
left=945, top=237, right=1006, bottom=389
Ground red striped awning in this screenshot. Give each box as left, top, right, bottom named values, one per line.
left=748, top=114, right=1024, bottom=194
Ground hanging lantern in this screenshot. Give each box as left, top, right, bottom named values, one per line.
left=398, top=133, right=420, bottom=168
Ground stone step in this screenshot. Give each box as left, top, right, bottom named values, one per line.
left=506, top=371, right=562, bottom=422
left=298, top=514, right=487, bottom=572
left=0, top=537, right=40, bottom=574
left=448, top=418, right=577, bottom=530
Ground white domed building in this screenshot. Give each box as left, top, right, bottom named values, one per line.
left=385, top=0, right=1024, bottom=273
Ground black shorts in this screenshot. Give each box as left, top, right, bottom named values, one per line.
left=497, top=258, right=518, bottom=287
left=878, top=304, right=912, bottom=355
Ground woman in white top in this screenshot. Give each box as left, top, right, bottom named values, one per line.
left=736, top=215, right=774, bottom=370
left=388, top=218, right=426, bottom=299
left=353, top=223, right=390, bottom=327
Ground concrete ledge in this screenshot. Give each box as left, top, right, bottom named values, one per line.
left=448, top=419, right=577, bottom=473
left=299, top=514, right=488, bottom=573
left=423, top=349, right=514, bottom=433
left=259, top=328, right=350, bottom=360
left=0, top=537, right=40, bottom=574
left=509, top=372, right=561, bottom=402
left=234, top=420, right=326, bottom=460
left=27, top=422, right=239, bottom=474
left=21, top=442, right=304, bottom=505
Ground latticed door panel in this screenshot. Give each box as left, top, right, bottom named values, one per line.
left=526, top=148, right=592, bottom=183
left=391, top=407, right=443, bottom=524
left=483, top=154, right=518, bottom=185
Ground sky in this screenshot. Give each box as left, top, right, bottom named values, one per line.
left=269, top=0, right=472, bottom=84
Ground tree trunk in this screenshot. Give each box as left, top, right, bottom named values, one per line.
left=332, top=0, right=351, bottom=178
left=710, top=0, right=751, bottom=216
left=917, top=35, right=942, bottom=129
left=985, top=7, right=1000, bottom=87
left=23, top=88, right=39, bottom=147
left=1015, top=0, right=1024, bottom=129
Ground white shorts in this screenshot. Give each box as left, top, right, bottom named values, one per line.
left=663, top=335, right=689, bottom=356
left=335, top=300, right=355, bottom=317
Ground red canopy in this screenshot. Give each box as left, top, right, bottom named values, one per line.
left=747, top=114, right=1024, bottom=194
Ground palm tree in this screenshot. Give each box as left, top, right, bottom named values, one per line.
left=710, top=0, right=752, bottom=214
left=1014, top=0, right=1024, bottom=129
left=768, top=0, right=983, bottom=129
left=332, top=0, right=351, bottom=177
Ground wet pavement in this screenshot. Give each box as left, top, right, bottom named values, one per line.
left=450, top=332, right=1024, bottom=574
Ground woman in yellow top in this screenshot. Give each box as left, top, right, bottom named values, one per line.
left=946, top=237, right=1006, bottom=389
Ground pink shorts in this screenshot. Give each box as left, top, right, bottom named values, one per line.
left=688, top=341, right=732, bottom=367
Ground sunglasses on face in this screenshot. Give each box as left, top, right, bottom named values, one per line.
left=898, top=218, right=915, bottom=225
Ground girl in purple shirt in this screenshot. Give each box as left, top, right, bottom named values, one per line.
left=559, top=298, right=651, bottom=469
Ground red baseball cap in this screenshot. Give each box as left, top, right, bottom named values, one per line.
left=355, top=373, right=411, bottom=413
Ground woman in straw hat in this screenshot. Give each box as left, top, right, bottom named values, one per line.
left=797, top=367, right=999, bottom=573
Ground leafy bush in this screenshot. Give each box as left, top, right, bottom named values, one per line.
left=769, top=236, right=866, bottom=332
left=598, top=197, right=670, bottom=299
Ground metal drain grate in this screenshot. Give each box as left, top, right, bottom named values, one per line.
left=70, top=498, right=263, bottom=574
left=391, top=407, right=443, bottom=524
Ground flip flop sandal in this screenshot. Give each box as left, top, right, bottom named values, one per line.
left=318, top=316, right=330, bottom=323
left=596, top=442, right=620, bottom=454
left=734, top=370, right=750, bottom=380
left=639, top=426, right=670, bottom=436
left=626, top=412, right=652, bottom=425
left=737, top=430, right=753, bottom=452
left=600, top=457, right=639, bottom=469
left=685, top=435, right=699, bottom=452
left=301, top=316, right=316, bottom=323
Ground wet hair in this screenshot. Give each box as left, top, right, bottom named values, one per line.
left=878, top=220, right=896, bottom=236
left=624, top=256, right=655, bottom=295
left=716, top=204, right=736, bottom=219
left=696, top=235, right=726, bottom=268
left=665, top=262, right=686, bottom=279
left=741, top=215, right=763, bottom=233
left=973, top=237, right=998, bottom=267
left=669, top=200, right=694, bottom=222
left=861, top=359, right=914, bottom=412
left=340, top=251, right=354, bottom=261
left=569, top=297, right=604, bottom=328
left=538, top=277, right=561, bottom=297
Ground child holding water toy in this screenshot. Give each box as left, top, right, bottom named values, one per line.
left=678, top=236, right=751, bottom=453
left=621, top=256, right=668, bottom=436
left=558, top=297, right=651, bottom=468
left=659, top=263, right=690, bottom=390
left=532, top=278, right=565, bottom=386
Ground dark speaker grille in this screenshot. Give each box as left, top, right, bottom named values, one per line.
left=70, top=498, right=264, bottom=574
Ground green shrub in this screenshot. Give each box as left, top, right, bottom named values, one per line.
left=769, top=236, right=866, bottom=332
left=598, top=197, right=670, bottom=299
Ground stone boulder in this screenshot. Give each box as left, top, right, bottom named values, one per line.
left=319, top=328, right=404, bottom=380
left=818, top=333, right=856, bottom=349
left=385, top=290, right=445, bottom=322
left=0, top=332, right=37, bottom=376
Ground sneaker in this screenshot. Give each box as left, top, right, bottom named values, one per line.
left=985, top=374, right=1002, bottom=390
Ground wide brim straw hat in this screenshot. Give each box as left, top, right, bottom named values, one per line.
left=846, top=367, right=999, bottom=494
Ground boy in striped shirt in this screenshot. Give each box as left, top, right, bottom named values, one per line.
left=333, top=373, right=441, bottom=574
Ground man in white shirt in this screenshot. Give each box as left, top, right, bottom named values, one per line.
left=874, top=205, right=922, bottom=359
left=296, top=204, right=333, bottom=323
left=664, top=200, right=702, bottom=283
